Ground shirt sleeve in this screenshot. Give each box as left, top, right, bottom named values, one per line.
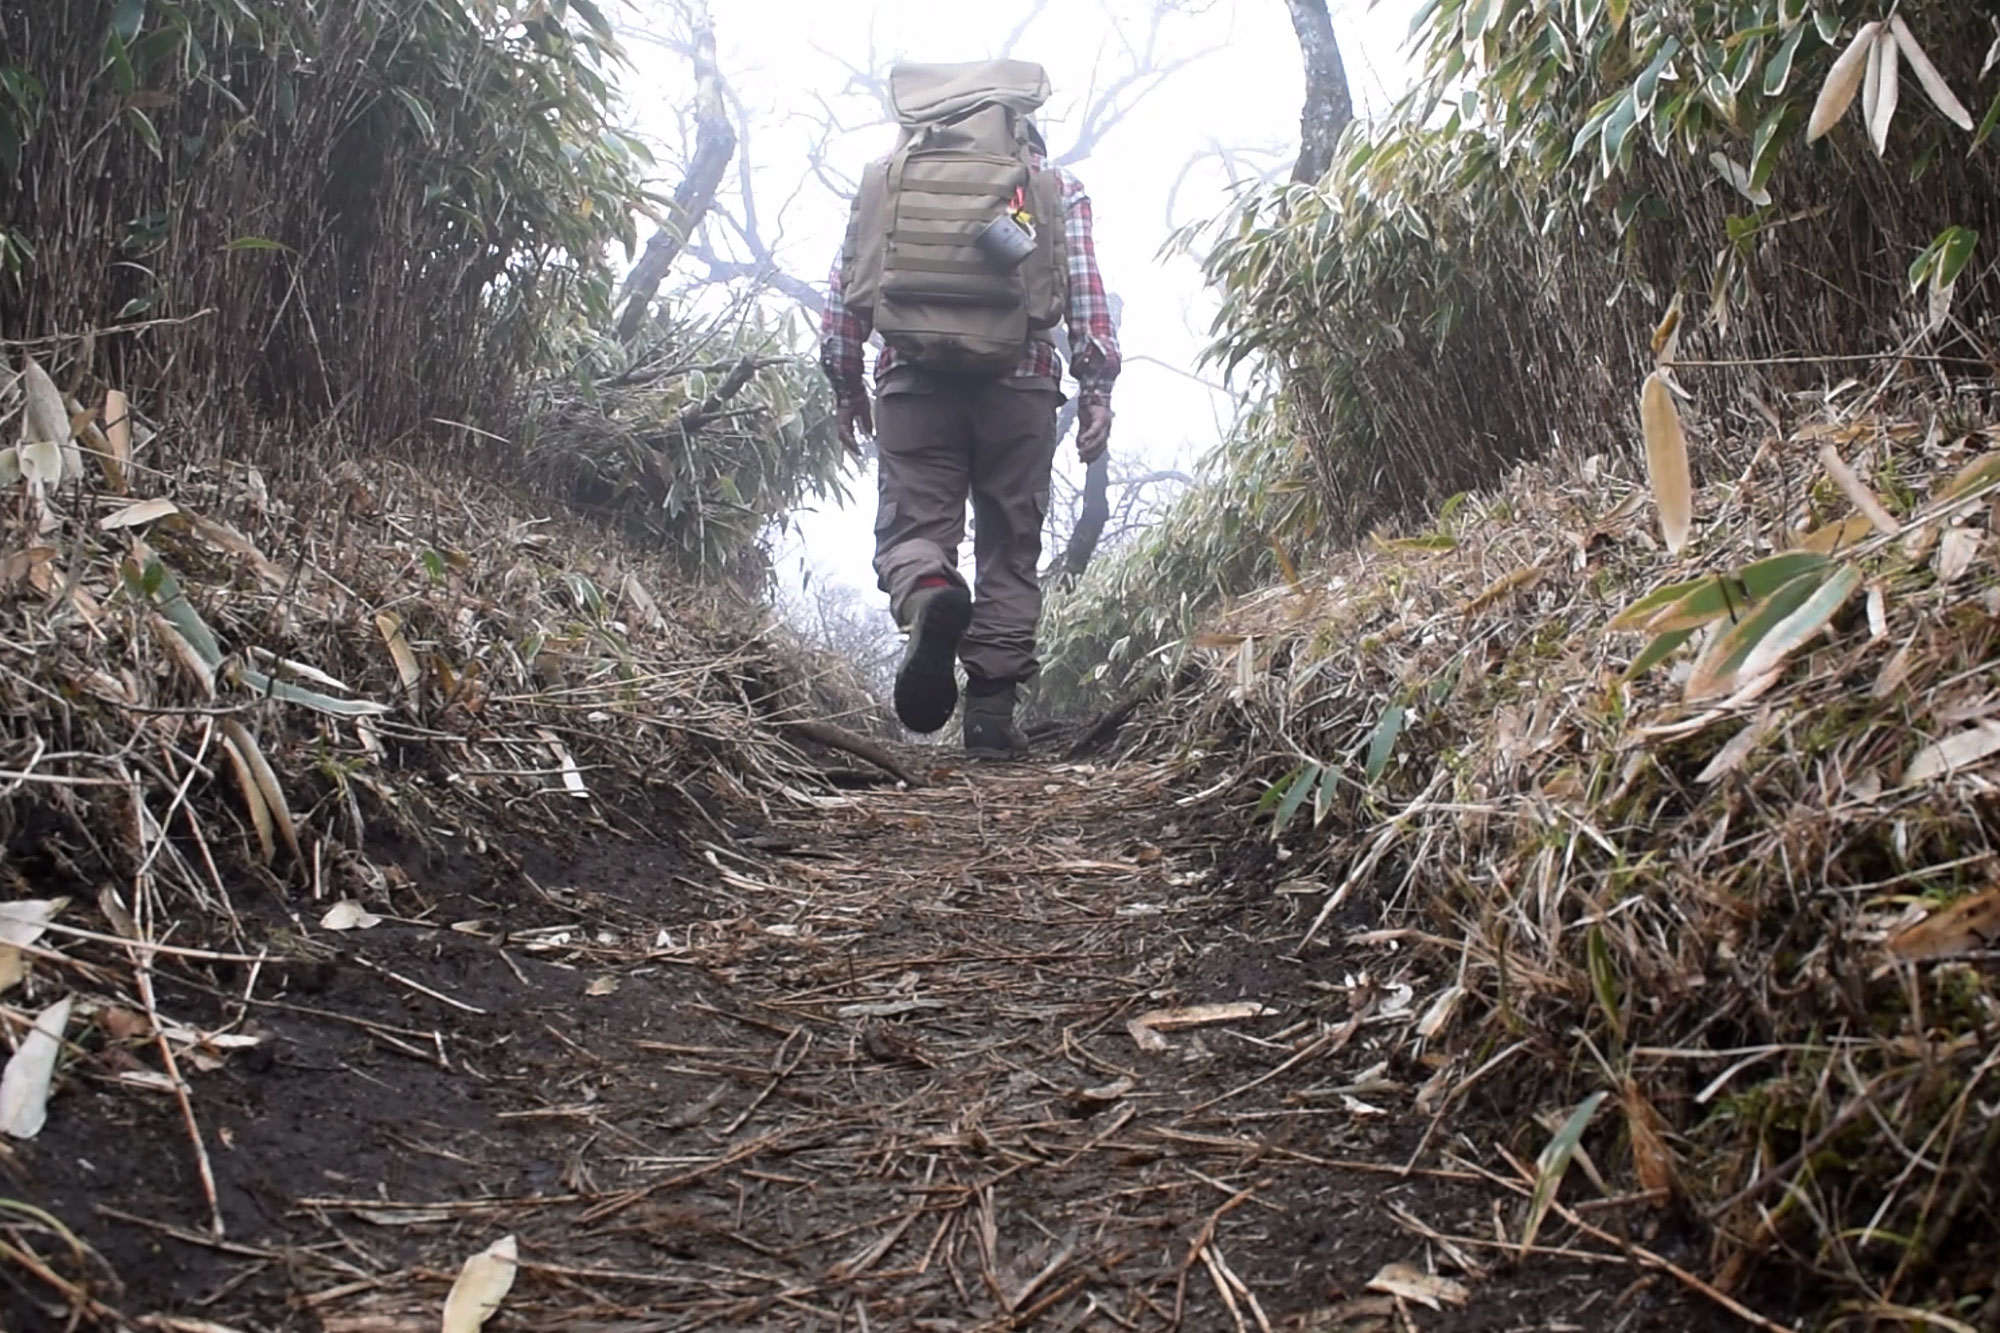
left=1057, top=170, right=1121, bottom=410
left=819, top=257, right=871, bottom=408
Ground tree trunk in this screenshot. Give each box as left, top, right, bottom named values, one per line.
left=1050, top=291, right=1122, bottom=581
left=1058, top=453, right=1112, bottom=578
left=614, top=4, right=736, bottom=343
left=1285, top=0, right=1353, bottom=184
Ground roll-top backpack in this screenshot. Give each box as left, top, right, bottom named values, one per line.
left=839, top=60, right=1069, bottom=377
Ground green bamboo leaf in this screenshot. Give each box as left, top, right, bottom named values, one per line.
left=1724, top=32, right=1764, bottom=97
left=130, top=26, right=181, bottom=77
left=1685, top=569, right=1829, bottom=700
left=1622, top=626, right=1695, bottom=679
left=1587, top=926, right=1624, bottom=1045
left=1626, top=551, right=1831, bottom=634
left=1909, top=231, right=1945, bottom=291
left=1741, top=550, right=1834, bottom=598
left=1763, top=23, right=1806, bottom=97
left=237, top=667, right=392, bottom=718
left=562, top=571, right=605, bottom=616
left=1273, top=760, right=1322, bottom=836
left=568, top=0, right=614, bottom=38
left=1607, top=574, right=1713, bottom=632
left=1738, top=564, right=1862, bottom=680
left=391, top=86, right=437, bottom=143
left=1571, top=104, right=1623, bottom=169
left=1463, top=0, right=1495, bottom=43
left=123, top=106, right=161, bottom=158
left=1255, top=765, right=1302, bottom=816
left=1313, top=760, right=1340, bottom=827
left=1635, top=576, right=1750, bottom=633
left=1520, top=1090, right=1609, bottom=1256
left=1934, top=226, right=1978, bottom=289
left=1599, top=90, right=1641, bottom=177
left=1363, top=705, right=1407, bottom=785
left=1749, top=101, right=1795, bottom=192
left=1634, top=37, right=1679, bottom=114
left=1974, top=88, right=2000, bottom=152
left=112, top=0, right=147, bottom=44
left=104, top=29, right=137, bottom=97
left=125, top=557, right=223, bottom=667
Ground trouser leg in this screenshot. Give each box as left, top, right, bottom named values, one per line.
left=961, top=384, right=1060, bottom=685
left=871, top=390, right=971, bottom=625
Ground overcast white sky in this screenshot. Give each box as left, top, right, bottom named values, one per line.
left=623, top=0, right=1420, bottom=611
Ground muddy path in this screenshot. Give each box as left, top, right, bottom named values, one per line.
left=9, top=755, right=1755, bottom=1332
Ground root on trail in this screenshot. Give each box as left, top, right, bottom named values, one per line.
left=778, top=717, right=926, bottom=788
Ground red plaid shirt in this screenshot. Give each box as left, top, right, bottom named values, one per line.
left=820, top=162, right=1120, bottom=410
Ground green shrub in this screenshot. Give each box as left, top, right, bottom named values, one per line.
left=1, top=0, right=647, bottom=459
left=1044, top=0, right=2000, bottom=709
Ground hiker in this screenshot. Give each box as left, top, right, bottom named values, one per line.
left=820, top=59, right=1121, bottom=759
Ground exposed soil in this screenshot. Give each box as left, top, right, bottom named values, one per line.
left=5, top=750, right=1775, bottom=1331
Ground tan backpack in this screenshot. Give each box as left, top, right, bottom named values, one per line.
left=839, top=60, right=1070, bottom=377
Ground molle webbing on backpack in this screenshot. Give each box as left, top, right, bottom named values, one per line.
left=839, top=61, right=1069, bottom=377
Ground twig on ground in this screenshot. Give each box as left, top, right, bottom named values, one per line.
left=350, top=957, right=487, bottom=1015
left=780, top=719, right=924, bottom=787
left=1170, top=1180, right=1269, bottom=1330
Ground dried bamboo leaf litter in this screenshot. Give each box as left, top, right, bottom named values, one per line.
left=1123, top=380, right=2000, bottom=1319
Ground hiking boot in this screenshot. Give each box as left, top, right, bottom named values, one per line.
left=893, top=582, right=972, bottom=734
left=963, top=682, right=1030, bottom=760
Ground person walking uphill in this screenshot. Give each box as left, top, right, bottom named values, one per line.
left=820, top=59, right=1121, bottom=759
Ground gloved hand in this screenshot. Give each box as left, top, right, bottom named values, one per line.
left=836, top=397, right=874, bottom=457
left=1077, top=402, right=1113, bottom=463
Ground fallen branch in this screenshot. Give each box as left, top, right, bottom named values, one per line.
left=782, top=718, right=924, bottom=787
left=673, top=355, right=786, bottom=435
left=1066, top=681, right=1162, bottom=759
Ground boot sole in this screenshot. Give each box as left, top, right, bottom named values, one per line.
left=894, top=586, right=972, bottom=734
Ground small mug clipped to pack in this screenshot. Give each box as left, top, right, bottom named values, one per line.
left=974, top=186, right=1037, bottom=272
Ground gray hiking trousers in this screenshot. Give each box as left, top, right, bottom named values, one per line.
left=871, top=369, right=1061, bottom=685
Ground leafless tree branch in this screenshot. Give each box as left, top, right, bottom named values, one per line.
left=1165, top=138, right=1291, bottom=232
left=685, top=243, right=827, bottom=313
left=998, top=0, right=1054, bottom=59
left=809, top=31, right=897, bottom=124
left=615, top=1, right=737, bottom=343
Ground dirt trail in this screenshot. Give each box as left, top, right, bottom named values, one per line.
left=14, top=754, right=1746, bottom=1332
